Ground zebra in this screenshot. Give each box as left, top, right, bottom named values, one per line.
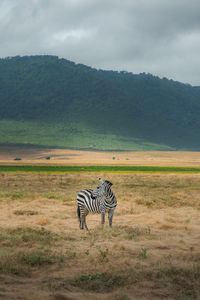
left=76, top=178, right=117, bottom=230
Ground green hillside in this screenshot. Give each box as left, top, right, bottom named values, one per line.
left=0, top=55, right=200, bottom=150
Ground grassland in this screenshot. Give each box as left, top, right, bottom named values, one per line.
left=0, top=119, right=172, bottom=151
left=0, top=171, right=200, bottom=299
left=2, top=165, right=200, bottom=173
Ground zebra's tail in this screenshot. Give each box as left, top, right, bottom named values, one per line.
left=77, top=205, right=81, bottom=221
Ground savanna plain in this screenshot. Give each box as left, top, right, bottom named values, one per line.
left=0, top=149, right=200, bottom=300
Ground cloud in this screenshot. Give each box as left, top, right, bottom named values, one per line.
left=0, top=0, right=200, bottom=85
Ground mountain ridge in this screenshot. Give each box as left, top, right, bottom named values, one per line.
left=0, top=55, right=200, bottom=151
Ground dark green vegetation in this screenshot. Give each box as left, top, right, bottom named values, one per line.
left=1, top=165, right=200, bottom=173
left=0, top=55, right=200, bottom=150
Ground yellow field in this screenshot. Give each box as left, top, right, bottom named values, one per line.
left=0, top=171, right=200, bottom=299
left=1, top=146, right=200, bottom=166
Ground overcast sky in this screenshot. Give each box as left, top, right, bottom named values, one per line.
left=1, top=0, right=200, bottom=85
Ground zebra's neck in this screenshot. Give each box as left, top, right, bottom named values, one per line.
left=94, top=186, right=117, bottom=205
left=105, top=191, right=116, bottom=204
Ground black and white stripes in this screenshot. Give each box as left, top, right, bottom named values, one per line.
left=77, top=178, right=117, bottom=230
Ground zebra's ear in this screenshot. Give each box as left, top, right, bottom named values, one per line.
left=105, top=180, right=112, bottom=186
left=98, top=178, right=104, bottom=184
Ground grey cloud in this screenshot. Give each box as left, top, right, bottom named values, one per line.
left=0, top=0, right=200, bottom=85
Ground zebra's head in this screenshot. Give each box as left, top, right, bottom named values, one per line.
left=93, top=178, right=113, bottom=197
left=99, top=178, right=112, bottom=186
left=98, top=178, right=113, bottom=190
left=104, top=180, right=113, bottom=187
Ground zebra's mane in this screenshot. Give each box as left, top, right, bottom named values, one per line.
left=104, top=180, right=112, bottom=186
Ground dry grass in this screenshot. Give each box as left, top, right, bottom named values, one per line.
left=0, top=172, right=200, bottom=299
left=2, top=146, right=200, bottom=166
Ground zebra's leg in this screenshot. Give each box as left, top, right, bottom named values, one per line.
left=80, top=208, right=85, bottom=230
left=77, top=205, right=81, bottom=229
left=84, top=211, right=89, bottom=231
left=84, top=220, right=89, bottom=231
left=108, top=210, right=114, bottom=227
left=80, top=215, right=84, bottom=229
left=101, top=211, right=105, bottom=226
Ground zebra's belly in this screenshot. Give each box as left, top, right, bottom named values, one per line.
left=84, top=206, right=114, bottom=214
left=84, top=202, right=101, bottom=213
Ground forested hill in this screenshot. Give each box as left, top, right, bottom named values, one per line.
left=0, top=55, right=200, bottom=151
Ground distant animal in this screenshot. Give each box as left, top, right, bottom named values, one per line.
left=76, top=178, right=117, bottom=230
